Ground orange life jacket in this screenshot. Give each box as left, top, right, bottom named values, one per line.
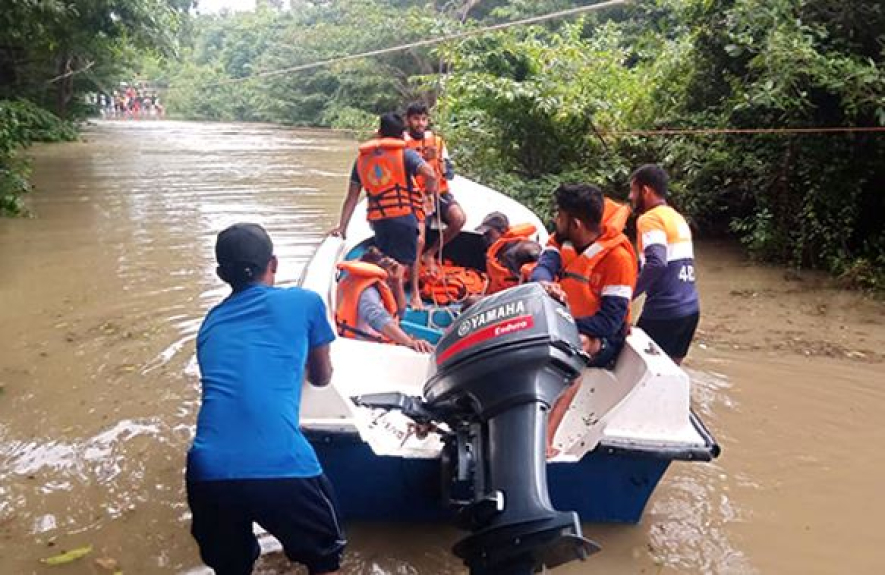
left=485, top=223, right=537, bottom=294
left=552, top=199, right=637, bottom=319
left=419, top=262, right=487, bottom=306
left=405, top=130, right=449, bottom=194
left=357, top=138, right=422, bottom=221
left=335, top=261, right=398, bottom=342
left=557, top=198, right=633, bottom=268
left=520, top=262, right=537, bottom=283
left=604, top=197, right=631, bottom=233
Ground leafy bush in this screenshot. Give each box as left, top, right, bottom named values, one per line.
left=146, top=0, right=885, bottom=287
left=0, top=99, right=78, bottom=216
left=438, top=1, right=885, bottom=287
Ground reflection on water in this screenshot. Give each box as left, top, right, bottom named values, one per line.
left=0, top=121, right=882, bottom=573
left=0, top=121, right=352, bottom=572
left=642, top=369, right=755, bottom=575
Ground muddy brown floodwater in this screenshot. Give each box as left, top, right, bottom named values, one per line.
left=1, top=121, right=884, bottom=574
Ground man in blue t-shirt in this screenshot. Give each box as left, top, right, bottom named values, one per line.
left=187, top=223, right=344, bottom=575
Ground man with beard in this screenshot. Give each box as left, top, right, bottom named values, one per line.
left=629, top=164, right=700, bottom=365
left=404, top=103, right=465, bottom=269
left=529, top=184, right=637, bottom=455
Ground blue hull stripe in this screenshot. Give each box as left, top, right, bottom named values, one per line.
left=308, top=432, right=669, bottom=524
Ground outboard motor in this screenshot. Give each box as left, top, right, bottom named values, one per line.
left=354, top=283, right=599, bottom=574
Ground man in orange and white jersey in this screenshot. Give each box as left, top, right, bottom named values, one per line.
left=629, top=164, right=700, bottom=365
left=529, top=184, right=637, bottom=457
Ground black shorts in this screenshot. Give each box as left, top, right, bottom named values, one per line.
left=371, top=217, right=419, bottom=265
left=637, top=312, right=700, bottom=360
left=187, top=475, right=345, bottom=575
left=424, top=192, right=460, bottom=236
left=437, top=190, right=458, bottom=216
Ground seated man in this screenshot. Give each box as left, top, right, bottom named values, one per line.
left=404, top=102, right=465, bottom=269
left=335, top=247, right=434, bottom=353
left=476, top=211, right=542, bottom=294
left=529, top=184, right=637, bottom=454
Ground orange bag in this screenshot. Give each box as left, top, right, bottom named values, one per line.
left=419, top=262, right=487, bottom=305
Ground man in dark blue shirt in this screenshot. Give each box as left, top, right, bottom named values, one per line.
left=630, top=164, right=700, bottom=364
left=187, top=223, right=344, bottom=575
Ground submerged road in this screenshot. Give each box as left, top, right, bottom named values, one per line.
left=1, top=121, right=883, bottom=574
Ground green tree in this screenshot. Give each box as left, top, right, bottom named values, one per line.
left=0, top=0, right=193, bottom=215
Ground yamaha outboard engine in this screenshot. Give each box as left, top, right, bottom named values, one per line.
left=354, top=283, right=599, bottom=574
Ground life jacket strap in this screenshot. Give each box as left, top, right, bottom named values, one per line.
left=561, top=271, right=590, bottom=284
left=336, top=321, right=386, bottom=343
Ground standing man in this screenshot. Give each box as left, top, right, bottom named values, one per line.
left=187, top=223, right=345, bottom=575
left=331, top=112, right=438, bottom=310
left=529, top=184, right=637, bottom=454
left=404, top=103, right=465, bottom=266
left=629, top=164, right=700, bottom=365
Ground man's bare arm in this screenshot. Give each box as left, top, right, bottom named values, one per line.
left=330, top=181, right=362, bottom=238
left=418, top=163, right=438, bottom=196
left=306, top=344, right=333, bottom=387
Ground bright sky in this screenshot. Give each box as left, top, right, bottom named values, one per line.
left=196, top=0, right=256, bottom=13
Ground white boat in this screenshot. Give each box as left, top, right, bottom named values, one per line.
left=299, top=176, right=719, bottom=524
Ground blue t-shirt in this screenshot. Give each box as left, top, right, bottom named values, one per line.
left=188, top=284, right=336, bottom=481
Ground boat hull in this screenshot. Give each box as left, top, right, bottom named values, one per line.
left=308, top=431, right=670, bottom=524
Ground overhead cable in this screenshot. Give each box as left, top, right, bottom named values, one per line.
left=599, top=126, right=885, bottom=136
left=183, top=0, right=629, bottom=89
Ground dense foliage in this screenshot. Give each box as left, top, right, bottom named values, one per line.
left=161, top=1, right=452, bottom=128
left=3, top=1, right=883, bottom=286
left=157, top=0, right=885, bottom=287
left=0, top=100, right=79, bottom=215
left=0, top=0, right=192, bottom=215
left=440, top=1, right=885, bottom=287
left=0, top=0, right=193, bottom=117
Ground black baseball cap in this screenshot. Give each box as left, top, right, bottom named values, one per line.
left=215, top=223, right=274, bottom=272
left=475, top=212, right=510, bottom=234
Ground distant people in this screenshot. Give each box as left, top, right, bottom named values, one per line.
left=476, top=212, right=541, bottom=294
left=142, top=94, right=153, bottom=117
left=114, top=92, right=125, bottom=117
left=131, top=95, right=142, bottom=118
left=335, top=247, right=434, bottom=352
left=154, top=95, right=165, bottom=118
left=629, top=164, right=700, bottom=365
left=530, top=184, right=637, bottom=455
left=187, top=223, right=345, bottom=575
left=404, top=103, right=464, bottom=267
left=331, top=112, right=438, bottom=310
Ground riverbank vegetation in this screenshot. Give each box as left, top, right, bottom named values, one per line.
left=156, top=0, right=884, bottom=288
left=0, top=101, right=79, bottom=215
left=0, top=0, right=193, bottom=214
left=2, top=1, right=882, bottom=288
